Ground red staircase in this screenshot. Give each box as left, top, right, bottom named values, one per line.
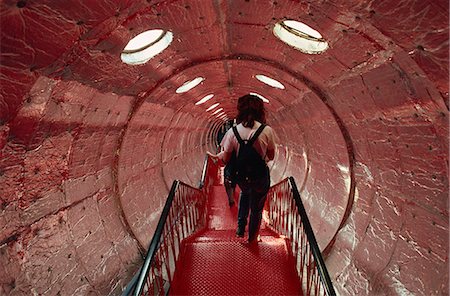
left=170, top=185, right=302, bottom=295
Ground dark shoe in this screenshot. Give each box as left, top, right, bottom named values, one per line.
left=236, top=226, right=245, bottom=237
left=248, top=234, right=261, bottom=244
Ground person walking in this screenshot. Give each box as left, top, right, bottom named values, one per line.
left=222, top=120, right=237, bottom=207
left=208, top=94, right=276, bottom=243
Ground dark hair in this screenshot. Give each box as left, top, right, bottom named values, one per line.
left=236, top=94, right=266, bottom=128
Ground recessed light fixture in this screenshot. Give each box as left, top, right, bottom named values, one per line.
left=250, top=92, right=270, bottom=103
left=255, top=74, right=285, bottom=89
left=273, top=20, right=328, bottom=54
left=195, top=94, right=214, bottom=105
left=206, top=103, right=220, bottom=111
left=121, top=29, right=173, bottom=65
left=216, top=112, right=226, bottom=118
left=176, top=77, right=205, bottom=93
left=212, top=108, right=223, bottom=115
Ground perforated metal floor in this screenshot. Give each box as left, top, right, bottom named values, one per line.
left=170, top=186, right=302, bottom=295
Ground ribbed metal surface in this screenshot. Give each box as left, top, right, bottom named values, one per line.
left=170, top=186, right=302, bottom=295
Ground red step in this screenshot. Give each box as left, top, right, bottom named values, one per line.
left=169, top=186, right=302, bottom=295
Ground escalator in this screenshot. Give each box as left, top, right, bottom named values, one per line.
left=125, top=157, right=335, bottom=296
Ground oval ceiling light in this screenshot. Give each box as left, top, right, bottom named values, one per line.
left=195, top=94, right=214, bottom=105
left=273, top=20, right=328, bottom=54
left=212, top=108, right=223, bottom=115
left=176, top=77, right=205, bottom=94
left=121, top=29, right=173, bottom=65
left=255, top=74, right=285, bottom=89
left=250, top=92, right=270, bottom=103
left=206, top=103, right=220, bottom=111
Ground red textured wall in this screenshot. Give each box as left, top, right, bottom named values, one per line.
left=0, top=0, right=448, bottom=295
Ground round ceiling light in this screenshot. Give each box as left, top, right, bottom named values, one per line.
left=121, top=29, right=173, bottom=65
left=273, top=20, right=328, bottom=54
left=250, top=92, right=270, bottom=103
left=255, top=74, right=285, bottom=89
left=176, top=77, right=205, bottom=93
left=195, top=94, right=214, bottom=105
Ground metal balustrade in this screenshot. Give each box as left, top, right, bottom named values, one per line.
left=135, top=181, right=206, bottom=295
left=125, top=155, right=336, bottom=296
left=266, top=177, right=336, bottom=296
left=128, top=156, right=218, bottom=296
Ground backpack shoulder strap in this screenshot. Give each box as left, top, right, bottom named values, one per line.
left=232, top=126, right=244, bottom=145
left=248, top=124, right=266, bottom=145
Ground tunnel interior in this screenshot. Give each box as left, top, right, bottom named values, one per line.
left=0, top=0, right=448, bottom=295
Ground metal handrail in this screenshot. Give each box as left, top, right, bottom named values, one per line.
left=133, top=180, right=180, bottom=296
left=266, top=177, right=336, bottom=296
left=121, top=267, right=141, bottom=296
left=288, top=177, right=335, bottom=296
left=127, top=155, right=218, bottom=296
left=125, top=159, right=335, bottom=295
left=198, top=155, right=209, bottom=189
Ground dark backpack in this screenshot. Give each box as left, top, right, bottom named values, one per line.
left=232, top=124, right=268, bottom=183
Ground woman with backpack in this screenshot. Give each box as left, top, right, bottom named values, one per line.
left=208, top=94, right=276, bottom=243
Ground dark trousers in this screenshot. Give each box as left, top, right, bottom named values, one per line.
left=237, top=175, right=270, bottom=241
left=224, top=177, right=236, bottom=203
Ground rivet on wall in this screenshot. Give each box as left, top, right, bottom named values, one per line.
left=16, top=1, right=26, bottom=8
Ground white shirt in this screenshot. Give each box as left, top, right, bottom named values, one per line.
left=220, top=121, right=276, bottom=162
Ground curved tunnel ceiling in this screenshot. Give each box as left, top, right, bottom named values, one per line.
left=0, top=0, right=448, bottom=295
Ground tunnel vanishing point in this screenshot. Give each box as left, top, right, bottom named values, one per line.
left=0, top=0, right=448, bottom=295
